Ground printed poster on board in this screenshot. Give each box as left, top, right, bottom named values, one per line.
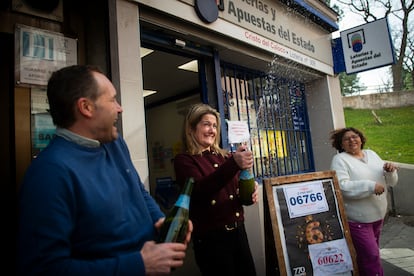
left=272, top=179, right=353, bottom=275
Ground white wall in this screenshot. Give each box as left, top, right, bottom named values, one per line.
left=244, top=185, right=266, bottom=276
left=306, top=75, right=345, bottom=171
left=342, top=91, right=414, bottom=109
left=116, top=0, right=150, bottom=188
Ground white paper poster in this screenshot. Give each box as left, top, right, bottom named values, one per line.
left=17, top=24, right=77, bottom=86
left=283, top=180, right=329, bottom=219
left=227, top=120, right=250, bottom=144
left=308, top=239, right=353, bottom=275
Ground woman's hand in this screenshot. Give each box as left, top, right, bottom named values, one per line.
left=383, top=162, right=398, bottom=172
left=374, top=183, right=385, bottom=195
left=233, top=145, right=253, bottom=170
left=252, top=182, right=260, bottom=203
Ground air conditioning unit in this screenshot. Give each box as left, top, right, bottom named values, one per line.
left=12, top=0, right=63, bottom=22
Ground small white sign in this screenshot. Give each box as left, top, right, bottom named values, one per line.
left=17, top=24, right=77, bottom=86
left=340, top=17, right=394, bottom=74
left=227, top=120, right=250, bottom=144
left=31, top=88, right=49, bottom=114
left=283, top=181, right=329, bottom=219
left=308, top=239, right=353, bottom=275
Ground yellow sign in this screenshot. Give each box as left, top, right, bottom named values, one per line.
left=252, top=130, right=286, bottom=158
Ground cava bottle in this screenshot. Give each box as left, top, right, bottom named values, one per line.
left=158, top=177, right=194, bottom=243
left=238, top=169, right=255, bottom=205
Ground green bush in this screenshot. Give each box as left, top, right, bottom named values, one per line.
left=344, top=106, right=414, bottom=164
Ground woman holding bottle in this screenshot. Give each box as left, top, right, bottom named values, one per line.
left=174, top=103, right=259, bottom=276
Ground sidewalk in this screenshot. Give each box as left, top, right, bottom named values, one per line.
left=380, top=215, right=414, bottom=275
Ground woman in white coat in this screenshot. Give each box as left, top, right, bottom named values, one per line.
left=330, top=127, right=398, bottom=276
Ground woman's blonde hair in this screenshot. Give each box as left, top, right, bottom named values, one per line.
left=182, top=103, right=228, bottom=157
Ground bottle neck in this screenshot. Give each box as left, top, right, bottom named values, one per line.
left=174, top=177, right=194, bottom=209
left=181, top=177, right=194, bottom=196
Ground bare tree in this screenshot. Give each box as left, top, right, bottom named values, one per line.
left=404, top=35, right=414, bottom=88
left=336, top=0, right=414, bottom=92
left=339, top=72, right=366, bottom=95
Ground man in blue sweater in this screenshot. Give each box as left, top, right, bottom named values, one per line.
left=17, top=65, right=192, bottom=275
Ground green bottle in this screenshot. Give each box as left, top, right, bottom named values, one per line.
left=158, top=177, right=194, bottom=243
left=238, top=169, right=255, bottom=205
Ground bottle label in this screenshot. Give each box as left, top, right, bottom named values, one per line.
left=240, top=169, right=253, bottom=180
left=175, top=194, right=190, bottom=209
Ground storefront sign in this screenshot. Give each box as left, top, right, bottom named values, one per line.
left=222, top=0, right=316, bottom=54
left=340, top=18, right=395, bottom=74
left=137, top=0, right=334, bottom=74
left=16, top=24, right=77, bottom=86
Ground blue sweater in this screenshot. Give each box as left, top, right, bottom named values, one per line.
left=17, top=136, right=164, bottom=275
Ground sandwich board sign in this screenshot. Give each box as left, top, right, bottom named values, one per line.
left=263, top=171, right=358, bottom=276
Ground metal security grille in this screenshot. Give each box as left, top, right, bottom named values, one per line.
left=219, top=63, right=314, bottom=180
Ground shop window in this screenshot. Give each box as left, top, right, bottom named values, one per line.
left=220, top=63, right=314, bottom=180
left=31, top=88, right=56, bottom=158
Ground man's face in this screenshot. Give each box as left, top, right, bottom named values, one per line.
left=90, top=72, right=123, bottom=143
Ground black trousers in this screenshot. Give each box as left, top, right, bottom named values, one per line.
left=192, top=224, right=257, bottom=276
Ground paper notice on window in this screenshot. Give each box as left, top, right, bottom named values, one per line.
left=227, top=120, right=250, bottom=144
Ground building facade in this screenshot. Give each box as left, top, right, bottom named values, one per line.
left=1, top=0, right=345, bottom=274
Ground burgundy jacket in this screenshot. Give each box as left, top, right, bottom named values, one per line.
left=174, top=150, right=244, bottom=237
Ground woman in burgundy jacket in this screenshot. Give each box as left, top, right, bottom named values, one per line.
left=174, top=103, right=259, bottom=276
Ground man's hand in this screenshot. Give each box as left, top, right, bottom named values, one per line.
left=154, top=218, right=193, bottom=246
left=183, top=220, right=193, bottom=246
left=141, top=241, right=187, bottom=274
left=144, top=219, right=193, bottom=274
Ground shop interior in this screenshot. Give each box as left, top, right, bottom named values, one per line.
left=141, top=44, right=202, bottom=209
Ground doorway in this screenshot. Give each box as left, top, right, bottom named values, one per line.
left=140, top=36, right=210, bottom=208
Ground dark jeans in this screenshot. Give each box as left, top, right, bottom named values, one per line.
left=192, top=224, right=257, bottom=276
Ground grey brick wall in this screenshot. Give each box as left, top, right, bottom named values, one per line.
left=342, top=91, right=414, bottom=109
